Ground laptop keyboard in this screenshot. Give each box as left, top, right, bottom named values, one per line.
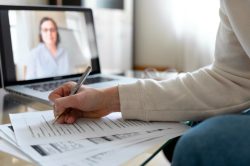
left=26, top=76, right=115, bottom=92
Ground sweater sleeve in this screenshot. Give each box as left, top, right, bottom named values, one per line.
left=119, top=0, right=250, bottom=122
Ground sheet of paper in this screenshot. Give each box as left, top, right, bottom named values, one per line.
left=0, top=132, right=32, bottom=163
left=20, top=127, right=187, bottom=162
left=0, top=139, right=32, bottom=162
left=41, top=132, right=166, bottom=165
left=8, top=110, right=189, bottom=165
left=0, top=124, right=35, bottom=162
left=99, top=133, right=178, bottom=166
left=90, top=136, right=171, bottom=166
left=0, top=122, right=183, bottom=165
left=10, top=110, right=185, bottom=146
left=0, top=124, right=17, bottom=146
left=41, top=130, right=183, bottom=166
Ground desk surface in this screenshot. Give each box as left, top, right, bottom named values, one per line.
left=0, top=89, right=170, bottom=166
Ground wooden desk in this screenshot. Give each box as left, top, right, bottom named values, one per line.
left=0, top=89, right=170, bottom=166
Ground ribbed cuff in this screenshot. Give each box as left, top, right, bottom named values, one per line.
left=118, top=81, right=147, bottom=121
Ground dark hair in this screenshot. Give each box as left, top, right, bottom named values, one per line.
left=39, top=17, right=60, bottom=46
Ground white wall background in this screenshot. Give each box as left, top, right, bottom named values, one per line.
left=88, top=0, right=133, bottom=73
left=134, top=0, right=220, bottom=72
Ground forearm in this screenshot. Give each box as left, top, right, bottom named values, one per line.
left=119, top=66, right=250, bottom=122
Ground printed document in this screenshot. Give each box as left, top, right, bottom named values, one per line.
left=10, top=110, right=185, bottom=146
left=6, top=110, right=189, bottom=165
left=41, top=131, right=180, bottom=166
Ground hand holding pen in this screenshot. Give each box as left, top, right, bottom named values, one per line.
left=49, top=65, right=121, bottom=124
left=52, top=66, right=92, bottom=124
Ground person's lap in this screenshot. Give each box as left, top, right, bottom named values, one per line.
left=171, top=111, right=250, bottom=166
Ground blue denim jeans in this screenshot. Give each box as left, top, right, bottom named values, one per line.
left=172, top=111, right=250, bottom=166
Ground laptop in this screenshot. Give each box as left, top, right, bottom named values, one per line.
left=0, top=5, right=135, bottom=105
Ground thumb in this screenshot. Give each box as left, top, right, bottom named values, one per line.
left=54, top=95, right=80, bottom=115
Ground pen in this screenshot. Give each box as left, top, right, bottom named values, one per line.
left=53, top=66, right=92, bottom=124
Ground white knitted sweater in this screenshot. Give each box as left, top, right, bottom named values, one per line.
left=119, top=0, right=250, bottom=121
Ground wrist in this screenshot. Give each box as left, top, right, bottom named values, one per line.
left=103, top=86, right=120, bottom=113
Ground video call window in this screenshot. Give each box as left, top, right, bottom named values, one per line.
left=9, top=10, right=92, bottom=81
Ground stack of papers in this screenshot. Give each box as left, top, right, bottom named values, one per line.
left=0, top=110, right=189, bottom=166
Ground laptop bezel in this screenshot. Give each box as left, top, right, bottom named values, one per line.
left=0, top=5, right=101, bottom=87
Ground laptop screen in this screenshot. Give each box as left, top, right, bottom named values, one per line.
left=0, top=6, right=100, bottom=86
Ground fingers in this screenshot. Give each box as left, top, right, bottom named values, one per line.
left=50, top=82, right=112, bottom=124
left=51, top=82, right=83, bottom=123
left=54, top=109, right=110, bottom=124
left=53, top=95, right=80, bottom=116
left=54, top=109, right=82, bottom=124
left=49, top=81, right=77, bottom=102
left=55, top=113, right=67, bottom=124
left=71, top=109, right=110, bottom=119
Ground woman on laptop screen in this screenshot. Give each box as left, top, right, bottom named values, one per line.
left=26, top=17, right=70, bottom=79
